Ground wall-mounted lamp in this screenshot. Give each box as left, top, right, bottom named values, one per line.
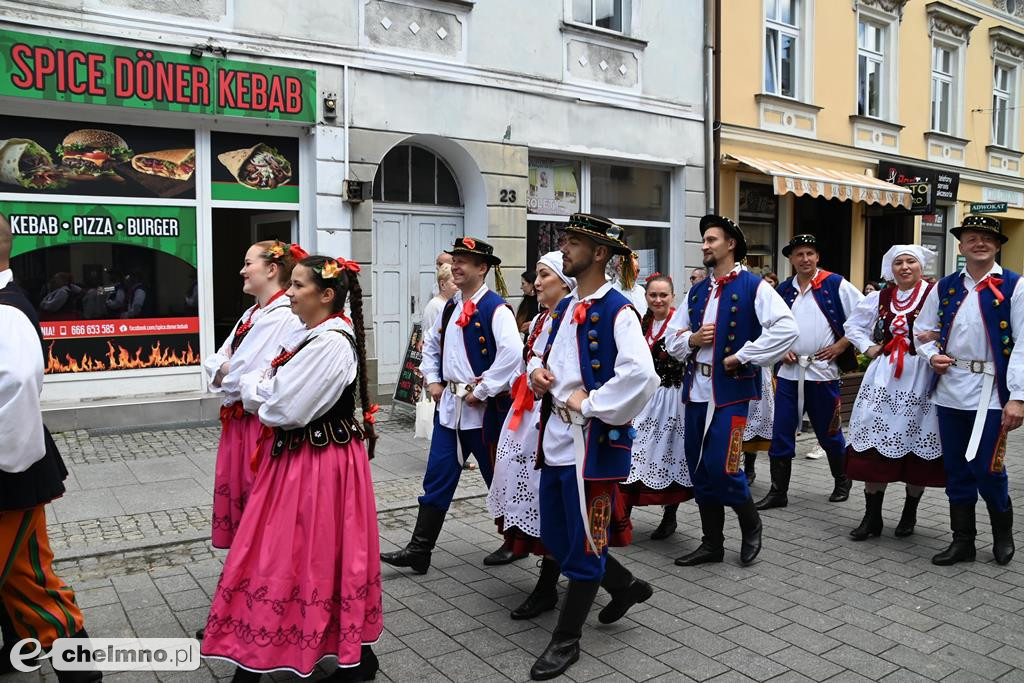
left=323, top=93, right=338, bottom=120
left=190, top=43, right=229, bottom=59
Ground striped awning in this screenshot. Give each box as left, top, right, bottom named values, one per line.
left=725, top=154, right=912, bottom=209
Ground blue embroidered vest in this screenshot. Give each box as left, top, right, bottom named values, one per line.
left=682, top=270, right=763, bottom=406
left=539, top=288, right=639, bottom=481
left=933, top=269, right=1018, bottom=405
left=777, top=271, right=849, bottom=338
left=438, top=289, right=513, bottom=445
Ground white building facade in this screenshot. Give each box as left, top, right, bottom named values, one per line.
left=0, top=0, right=708, bottom=427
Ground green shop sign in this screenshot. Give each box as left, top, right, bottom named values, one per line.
left=6, top=201, right=197, bottom=265
left=0, top=29, right=315, bottom=123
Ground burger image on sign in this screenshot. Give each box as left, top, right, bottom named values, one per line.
left=57, top=129, right=133, bottom=179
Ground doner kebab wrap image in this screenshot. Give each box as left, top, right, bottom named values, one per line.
left=0, top=138, right=67, bottom=190
left=131, top=149, right=196, bottom=181
left=218, top=143, right=292, bottom=189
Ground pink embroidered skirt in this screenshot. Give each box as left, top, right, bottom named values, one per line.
left=211, top=407, right=262, bottom=549
left=201, top=437, right=383, bottom=676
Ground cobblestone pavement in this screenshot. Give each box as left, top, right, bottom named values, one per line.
left=3, top=413, right=1023, bottom=683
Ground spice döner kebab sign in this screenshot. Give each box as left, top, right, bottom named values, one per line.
left=0, top=29, right=316, bottom=123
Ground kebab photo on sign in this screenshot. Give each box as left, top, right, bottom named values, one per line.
left=217, top=142, right=293, bottom=189
left=0, top=137, right=66, bottom=190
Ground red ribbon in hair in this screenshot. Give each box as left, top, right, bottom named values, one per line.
left=976, top=275, right=1005, bottom=302
left=456, top=300, right=477, bottom=327
left=337, top=257, right=362, bottom=273
left=289, top=243, right=309, bottom=260
left=645, top=272, right=662, bottom=283
left=573, top=300, right=593, bottom=324
left=364, top=404, right=379, bottom=424
left=506, top=374, right=535, bottom=431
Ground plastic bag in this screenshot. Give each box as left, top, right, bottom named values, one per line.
left=414, top=397, right=435, bottom=440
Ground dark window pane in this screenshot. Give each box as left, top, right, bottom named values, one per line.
left=372, top=164, right=383, bottom=201
left=590, top=163, right=670, bottom=221
left=437, top=160, right=461, bottom=206
left=381, top=145, right=409, bottom=202
left=410, top=146, right=436, bottom=204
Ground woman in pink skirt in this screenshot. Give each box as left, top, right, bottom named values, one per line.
left=203, top=255, right=382, bottom=682
left=203, top=240, right=305, bottom=549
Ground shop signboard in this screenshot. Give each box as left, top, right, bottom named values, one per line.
left=211, top=132, right=300, bottom=203
left=970, top=202, right=1008, bottom=214
left=877, top=161, right=960, bottom=215
left=0, top=28, right=315, bottom=123
left=4, top=200, right=199, bottom=375
left=393, top=323, right=425, bottom=407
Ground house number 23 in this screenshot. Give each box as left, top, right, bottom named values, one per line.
left=499, top=189, right=517, bottom=203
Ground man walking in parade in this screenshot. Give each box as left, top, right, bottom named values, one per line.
left=915, top=215, right=1024, bottom=565
left=758, top=234, right=863, bottom=510
left=527, top=214, right=659, bottom=680
left=667, top=215, right=797, bottom=567
left=381, top=237, right=523, bottom=574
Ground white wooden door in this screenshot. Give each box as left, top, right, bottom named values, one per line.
left=372, top=210, right=463, bottom=384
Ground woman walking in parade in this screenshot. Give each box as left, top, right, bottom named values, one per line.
left=203, top=240, right=305, bottom=550
left=487, top=251, right=575, bottom=620
left=202, top=254, right=382, bottom=682
left=843, top=245, right=943, bottom=540
left=620, top=274, right=692, bottom=539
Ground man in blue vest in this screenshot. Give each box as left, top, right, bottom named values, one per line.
left=915, top=215, right=1024, bottom=565
left=757, top=234, right=863, bottom=510
left=381, top=237, right=522, bottom=574
left=527, top=214, right=659, bottom=680
left=666, top=215, right=798, bottom=567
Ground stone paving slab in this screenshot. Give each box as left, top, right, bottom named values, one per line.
left=8, top=414, right=1023, bottom=682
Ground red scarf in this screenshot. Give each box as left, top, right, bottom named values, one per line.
left=456, top=299, right=477, bottom=327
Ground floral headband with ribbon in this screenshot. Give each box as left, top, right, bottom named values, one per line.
left=644, top=271, right=672, bottom=284
left=315, top=257, right=362, bottom=280
left=264, top=241, right=309, bottom=262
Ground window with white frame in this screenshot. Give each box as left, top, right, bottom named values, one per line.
left=764, top=0, right=801, bottom=98
left=573, top=0, right=631, bottom=33
left=993, top=62, right=1017, bottom=148
left=857, top=19, right=886, bottom=118
left=930, top=43, right=957, bottom=134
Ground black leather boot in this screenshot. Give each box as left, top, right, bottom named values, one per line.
left=54, top=630, right=103, bottom=683
left=228, top=669, right=260, bottom=683
left=755, top=458, right=791, bottom=510
left=380, top=504, right=446, bottom=574
left=331, top=645, right=379, bottom=681
left=650, top=504, right=679, bottom=540
left=529, top=579, right=600, bottom=681
left=827, top=452, right=852, bottom=502
left=598, top=555, right=653, bottom=624
left=988, top=499, right=1015, bottom=566
left=732, top=496, right=763, bottom=565
left=675, top=504, right=725, bottom=566
left=932, top=504, right=977, bottom=566
left=511, top=557, right=561, bottom=620
left=850, top=491, right=884, bottom=541
left=0, top=602, right=23, bottom=675
left=483, top=539, right=527, bottom=566
left=894, top=491, right=922, bottom=538
left=744, top=452, right=757, bottom=484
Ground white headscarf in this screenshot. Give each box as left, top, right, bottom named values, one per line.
left=537, top=250, right=576, bottom=292
left=880, top=244, right=932, bottom=282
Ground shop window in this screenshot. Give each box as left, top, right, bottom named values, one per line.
left=992, top=62, right=1017, bottom=148
left=573, top=0, right=631, bottom=33
left=590, top=163, right=670, bottom=222
left=372, top=145, right=462, bottom=206
left=764, top=0, right=801, bottom=98
left=737, top=181, right=779, bottom=275
left=620, top=225, right=669, bottom=282
left=930, top=42, right=958, bottom=134
left=921, top=208, right=948, bottom=278
left=529, top=158, right=581, bottom=216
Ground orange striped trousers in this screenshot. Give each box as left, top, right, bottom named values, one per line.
left=0, top=505, right=82, bottom=648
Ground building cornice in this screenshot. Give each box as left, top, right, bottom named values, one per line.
left=926, top=1, right=982, bottom=43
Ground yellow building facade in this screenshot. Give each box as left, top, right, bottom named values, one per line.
left=717, top=0, right=1024, bottom=286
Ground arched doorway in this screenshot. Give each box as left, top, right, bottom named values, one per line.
left=372, top=143, right=464, bottom=383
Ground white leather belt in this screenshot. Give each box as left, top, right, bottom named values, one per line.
left=951, top=359, right=996, bottom=462
left=795, top=355, right=815, bottom=434
left=447, top=381, right=477, bottom=465
left=553, top=399, right=598, bottom=556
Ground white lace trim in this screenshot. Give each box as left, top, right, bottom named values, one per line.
left=744, top=373, right=775, bottom=441
left=487, top=409, right=542, bottom=537
left=625, top=387, right=691, bottom=489
left=847, top=371, right=942, bottom=460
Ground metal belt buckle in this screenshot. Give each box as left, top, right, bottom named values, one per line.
left=448, top=382, right=473, bottom=398
left=552, top=405, right=571, bottom=424
left=969, top=360, right=987, bottom=374
left=698, top=363, right=712, bottom=377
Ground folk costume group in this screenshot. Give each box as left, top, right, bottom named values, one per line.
left=375, top=210, right=1022, bottom=681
